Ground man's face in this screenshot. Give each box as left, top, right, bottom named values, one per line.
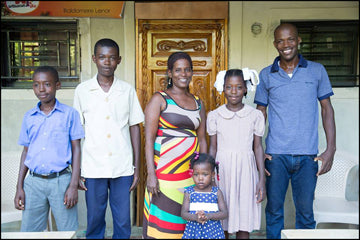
left=273, top=26, right=301, bottom=62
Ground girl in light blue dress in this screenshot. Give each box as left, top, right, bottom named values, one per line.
left=181, top=153, right=228, bottom=239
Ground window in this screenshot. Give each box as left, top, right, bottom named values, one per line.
left=288, top=20, right=359, bottom=87
left=1, top=20, right=80, bottom=88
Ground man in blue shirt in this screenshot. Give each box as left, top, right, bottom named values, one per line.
left=254, top=23, right=336, bottom=239
left=15, top=66, right=85, bottom=231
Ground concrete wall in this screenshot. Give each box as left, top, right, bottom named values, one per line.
left=1, top=1, right=358, bottom=232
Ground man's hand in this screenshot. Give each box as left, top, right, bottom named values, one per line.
left=315, top=150, right=335, bottom=176
left=264, top=154, right=272, bottom=176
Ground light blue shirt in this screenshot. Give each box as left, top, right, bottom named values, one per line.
left=18, top=99, right=85, bottom=174
left=254, top=54, right=334, bottom=155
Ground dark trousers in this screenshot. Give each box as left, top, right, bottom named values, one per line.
left=84, top=176, right=133, bottom=239
left=265, top=154, right=318, bottom=239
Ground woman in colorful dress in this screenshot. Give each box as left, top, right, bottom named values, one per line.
left=142, top=51, right=207, bottom=239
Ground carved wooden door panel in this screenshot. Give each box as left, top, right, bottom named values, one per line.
left=135, top=19, right=227, bottom=226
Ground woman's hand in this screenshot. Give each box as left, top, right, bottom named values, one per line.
left=147, top=173, right=160, bottom=196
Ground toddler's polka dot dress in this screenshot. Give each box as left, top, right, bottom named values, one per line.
left=182, top=186, right=225, bottom=239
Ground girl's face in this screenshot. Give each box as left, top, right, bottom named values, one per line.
left=168, top=58, right=193, bottom=89
left=224, top=75, right=247, bottom=108
left=192, top=162, right=214, bottom=192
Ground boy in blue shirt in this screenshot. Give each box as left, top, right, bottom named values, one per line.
left=15, top=66, right=85, bottom=231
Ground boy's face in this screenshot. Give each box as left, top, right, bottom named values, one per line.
left=92, top=46, right=121, bottom=78
left=32, top=72, right=60, bottom=104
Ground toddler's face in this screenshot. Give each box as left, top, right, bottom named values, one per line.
left=223, top=75, right=246, bottom=106
left=192, top=162, right=214, bottom=192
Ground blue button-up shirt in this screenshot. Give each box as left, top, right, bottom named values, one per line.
left=254, top=54, right=334, bottom=155
left=18, top=99, right=85, bottom=174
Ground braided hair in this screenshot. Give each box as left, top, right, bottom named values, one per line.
left=224, top=69, right=247, bottom=97
left=190, top=153, right=220, bottom=181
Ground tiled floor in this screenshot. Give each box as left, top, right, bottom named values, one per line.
left=76, top=226, right=266, bottom=239
left=1, top=221, right=266, bottom=239
left=3, top=220, right=358, bottom=239
left=126, top=227, right=266, bottom=239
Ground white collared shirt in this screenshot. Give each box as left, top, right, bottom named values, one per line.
left=73, top=75, right=144, bottom=178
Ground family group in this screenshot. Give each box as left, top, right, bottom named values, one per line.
left=14, top=23, right=336, bottom=239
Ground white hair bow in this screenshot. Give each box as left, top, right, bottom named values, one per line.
left=214, top=70, right=227, bottom=94
left=242, top=68, right=259, bottom=92
left=214, top=68, right=260, bottom=94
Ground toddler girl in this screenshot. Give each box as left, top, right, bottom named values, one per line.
left=208, top=69, right=266, bottom=239
left=181, top=153, right=228, bottom=239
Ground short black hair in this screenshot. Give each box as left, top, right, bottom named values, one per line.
left=274, top=23, right=299, bottom=39
left=94, top=38, right=120, bottom=56
left=33, top=66, right=59, bottom=82
left=166, top=52, right=193, bottom=89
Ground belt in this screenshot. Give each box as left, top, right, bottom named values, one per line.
left=30, top=166, right=71, bottom=179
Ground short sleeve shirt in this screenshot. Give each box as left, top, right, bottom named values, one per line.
left=18, top=99, right=85, bottom=174
left=254, top=54, right=334, bottom=155
left=73, top=75, right=144, bottom=178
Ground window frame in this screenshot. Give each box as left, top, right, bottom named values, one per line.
left=1, top=18, right=81, bottom=89
left=286, top=20, right=359, bottom=88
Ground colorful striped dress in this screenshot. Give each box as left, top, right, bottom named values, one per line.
left=143, top=91, right=202, bottom=239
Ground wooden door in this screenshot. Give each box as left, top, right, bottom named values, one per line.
left=135, top=19, right=227, bottom=226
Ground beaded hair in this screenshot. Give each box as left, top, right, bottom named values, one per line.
left=190, top=152, right=220, bottom=181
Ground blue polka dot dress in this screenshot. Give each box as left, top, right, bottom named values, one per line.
left=182, top=186, right=225, bottom=239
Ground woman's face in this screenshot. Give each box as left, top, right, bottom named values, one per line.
left=168, top=58, right=193, bottom=89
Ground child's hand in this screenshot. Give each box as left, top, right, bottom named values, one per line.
left=255, top=181, right=266, bottom=203
left=78, top=177, right=87, bottom=191
left=14, top=189, right=25, bottom=210
left=64, top=185, right=78, bottom=209
left=195, top=210, right=208, bottom=224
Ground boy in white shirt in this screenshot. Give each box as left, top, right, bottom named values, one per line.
left=73, top=38, right=144, bottom=239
